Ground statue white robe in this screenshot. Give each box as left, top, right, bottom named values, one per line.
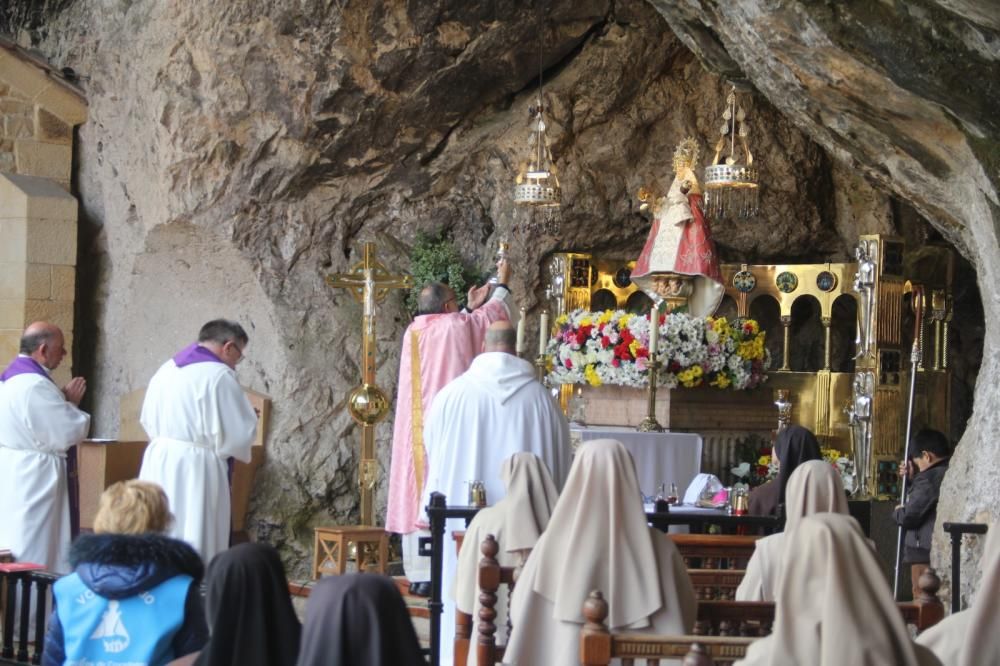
left=0, top=367, right=90, bottom=573
left=138, top=358, right=257, bottom=563
left=420, top=352, right=572, bottom=665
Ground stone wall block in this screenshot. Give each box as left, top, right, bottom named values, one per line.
left=25, top=218, right=77, bottom=265
left=0, top=172, right=79, bottom=220
left=4, top=114, right=35, bottom=139
left=23, top=298, right=73, bottom=331
left=14, top=139, right=72, bottom=182
left=0, top=56, right=47, bottom=102
left=24, top=263, right=52, bottom=299
left=0, top=219, right=27, bottom=262
left=50, top=264, right=75, bottom=300
left=35, top=108, right=71, bottom=142
left=32, top=85, right=88, bottom=127
left=0, top=329, right=20, bottom=362
left=0, top=262, right=26, bottom=299
left=0, top=99, right=31, bottom=116
left=0, top=299, right=25, bottom=329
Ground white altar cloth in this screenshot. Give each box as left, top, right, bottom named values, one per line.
left=570, top=425, right=703, bottom=501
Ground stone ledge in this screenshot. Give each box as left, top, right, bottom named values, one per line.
left=0, top=172, right=78, bottom=221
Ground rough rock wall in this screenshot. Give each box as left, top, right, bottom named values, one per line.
left=651, top=0, right=998, bottom=604
left=0, top=0, right=987, bottom=581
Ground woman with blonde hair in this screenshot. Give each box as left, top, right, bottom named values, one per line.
left=43, top=480, right=207, bottom=666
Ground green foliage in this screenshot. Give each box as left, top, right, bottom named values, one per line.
left=406, top=231, right=486, bottom=314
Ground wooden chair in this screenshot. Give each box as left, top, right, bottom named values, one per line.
left=580, top=590, right=754, bottom=666
left=691, top=568, right=944, bottom=637
left=667, top=534, right=759, bottom=570
left=455, top=534, right=517, bottom=666
left=687, top=569, right=746, bottom=601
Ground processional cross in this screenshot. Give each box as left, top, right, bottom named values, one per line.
left=326, top=242, right=412, bottom=526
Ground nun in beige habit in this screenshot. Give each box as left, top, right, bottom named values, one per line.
left=736, top=459, right=849, bottom=601
left=454, top=452, right=559, bottom=665
left=735, top=512, right=941, bottom=666
left=917, top=525, right=1000, bottom=665
left=502, top=439, right=696, bottom=666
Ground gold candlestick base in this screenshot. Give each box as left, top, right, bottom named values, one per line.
left=637, top=360, right=665, bottom=432
left=535, top=355, right=547, bottom=383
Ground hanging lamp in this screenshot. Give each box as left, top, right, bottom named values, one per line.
left=704, top=84, right=759, bottom=218
left=513, top=17, right=560, bottom=208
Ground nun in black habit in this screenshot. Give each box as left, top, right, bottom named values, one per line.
left=193, top=542, right=301, bottom=666
left=748, top=424, right=823, bottom=517
left=296, top=574, right=424, bottom=666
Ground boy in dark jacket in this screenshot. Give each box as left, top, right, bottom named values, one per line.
left=43, top=481, right=207, bottom=666
left=893, top=429, right=950, bottom=601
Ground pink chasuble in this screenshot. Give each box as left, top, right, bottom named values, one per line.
left=386, top=299, right=509, bottom=534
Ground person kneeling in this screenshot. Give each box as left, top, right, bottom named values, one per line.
left=43, top=481, right=207, bottom=666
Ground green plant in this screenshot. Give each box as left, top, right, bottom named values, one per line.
left=406, top=231, right=486, bottom=314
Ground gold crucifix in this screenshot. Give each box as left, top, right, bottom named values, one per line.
left=326, top=242, right=412, bottom=526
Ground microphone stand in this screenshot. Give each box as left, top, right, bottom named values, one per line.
left=894, top=285, right=924, bottom=600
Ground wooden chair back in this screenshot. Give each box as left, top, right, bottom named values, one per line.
left=691, top=568, right=944, bottom=636
left=667, top=534, right=759, bottom=569
left=454, top=534, right=517, bottom=666
left=579, top=590, right=754, bottom=666
left=688, top=569, right=746, bottom=601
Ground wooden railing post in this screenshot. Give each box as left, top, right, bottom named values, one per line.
left=915, top=568, right=944, bottom=632
left=477, top=534, right=500, bottom=666
left=580, top=590, right=611, bottom=666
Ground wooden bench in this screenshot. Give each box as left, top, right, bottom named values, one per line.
left=0, top=563, right=59, bottom=665
left=667, top=534, right=759, bottom=570
left=691, top=567, right=944, bottom=636
left=580, top=590, right=754, bottom=666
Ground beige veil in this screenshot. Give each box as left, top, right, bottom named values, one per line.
left=529, top=438, right=662, bottom=628
left=736, top=512, right=940, bottom=666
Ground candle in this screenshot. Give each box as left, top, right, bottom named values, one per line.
left=516, top=308, right=526, bottom=355
left=649, top=304, right=659, bottom=357
left=539, top=311, right=549, bottom=356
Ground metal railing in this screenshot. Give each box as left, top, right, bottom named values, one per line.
left=941, top=522, right=988, bottom=613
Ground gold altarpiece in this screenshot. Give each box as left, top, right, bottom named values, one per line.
left=546, top=235, right=953, bottom=497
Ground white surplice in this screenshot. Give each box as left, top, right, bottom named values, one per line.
left=138, top=359, right=256, bottom=563
left=0, top=370, right=90, bottom=573
left=420, top=351, right=572, bottom=665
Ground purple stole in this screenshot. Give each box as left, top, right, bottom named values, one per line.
left=171, top=343, right=236, bottom=486
left=173, top=342, right=225, bottom=367
left=0, top=355, right=52, bottom=382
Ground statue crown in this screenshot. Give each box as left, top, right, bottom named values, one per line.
left=672, top=137, right=701, bottom=174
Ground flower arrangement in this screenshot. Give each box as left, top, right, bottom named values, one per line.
left=822, top=447, right=858, bottom=494
left=545, top=308, right=768, bottom=390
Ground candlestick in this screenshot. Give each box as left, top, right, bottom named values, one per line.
left=516, top=308, right=526, bottom=356
left=538, top=310, right=549, bottom=356
left=649, top=304, right=659, bottom=357
left=637, top=359, right=665, bottom=432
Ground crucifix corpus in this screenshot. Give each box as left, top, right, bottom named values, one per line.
left=325, top=242, right=412, bottom=526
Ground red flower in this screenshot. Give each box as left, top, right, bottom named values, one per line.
left=635, top=347, right=649, bottom=359
left=601, top=336, right=610, bottom=349
left=611, top=357, right=620, bottom=367
left=756, top=465, right=768, bottom=477
left=565, top=358, right=573, bottom=369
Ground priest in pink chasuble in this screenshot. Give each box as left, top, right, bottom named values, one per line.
left=138, top=319, right=257, bottom=563
left=632, top=138, right=725, bottom=318
left=386, top=260, right=515, bottom=582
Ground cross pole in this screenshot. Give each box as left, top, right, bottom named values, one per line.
left=326, top=242, right=412, bottom=526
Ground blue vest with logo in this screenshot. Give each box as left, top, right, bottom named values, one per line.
left=54, top=571, right=191, bottom=665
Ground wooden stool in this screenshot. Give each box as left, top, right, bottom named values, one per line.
left=313, top=526, right=388, bottom=578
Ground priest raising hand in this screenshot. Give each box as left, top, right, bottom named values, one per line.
left=0, top=321, right=91, bottom=574
left=387, top=258, right=518, bottom=589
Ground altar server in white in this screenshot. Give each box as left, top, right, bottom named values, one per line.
left=139, top=319, right=257, bottom=562
left=0, top=322, right=90, bottom=573
left=420, top=320, right=572, bottom=664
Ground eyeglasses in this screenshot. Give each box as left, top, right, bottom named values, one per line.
left=226, top=341, right=246, bottom=365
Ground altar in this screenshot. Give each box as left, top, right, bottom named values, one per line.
left=570, top=425, right=702, bottom=501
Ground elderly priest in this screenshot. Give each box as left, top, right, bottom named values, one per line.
left=420, top=320, right=571, bottom=664
left=0, top=322, right=90, bottom=573
left=138, top=319, right=257, bottom=562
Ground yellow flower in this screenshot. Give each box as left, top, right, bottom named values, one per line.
left=584, top=364, right=602, bottom=387
left=555, top=314, right=569, bottom=326
left=712, top=317, right=729, bottom=333
left=580, top=316, right=593, bottom=327
left=744, top=320, right=760, bottom=335
left=710, top=374, right=731, bottom=388
left=618, top=313, right=633, bottom=328
left=758, top=455, right=771, bottom=466
left=628, top=339, right=640, bottom=357
left=597, top=310, right=614, bottom=325
left=677, top=365, right=703, bottom=388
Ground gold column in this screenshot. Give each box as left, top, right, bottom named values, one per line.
left=780, top=315, right=792, bottom=371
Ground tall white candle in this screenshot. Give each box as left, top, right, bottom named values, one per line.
left=649, top=305, right=659, bottom=357
left=516, top=309, right=526, bottom=355
left=539, top=311, right=549, bottom=356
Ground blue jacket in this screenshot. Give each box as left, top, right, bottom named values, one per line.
left=43, top=533, right=208, bottom=666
